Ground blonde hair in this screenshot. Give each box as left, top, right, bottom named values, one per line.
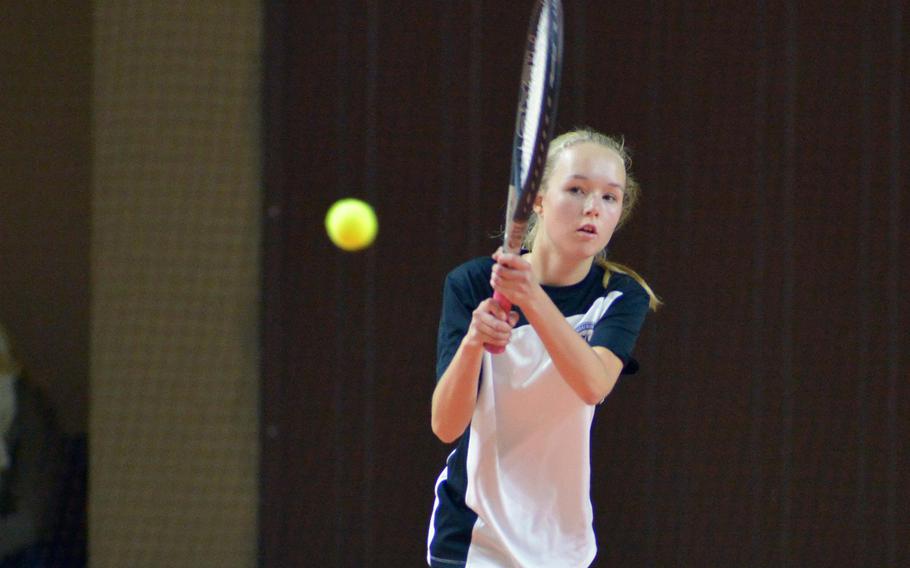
left=525, top=128, right=662, bottom=311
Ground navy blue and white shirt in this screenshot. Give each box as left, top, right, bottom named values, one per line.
left=427, top=256, right=650, bottom=568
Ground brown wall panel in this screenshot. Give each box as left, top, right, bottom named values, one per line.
left=263, top=1, right=908, bottom=566
left=0, top=1, right=91, bottom=434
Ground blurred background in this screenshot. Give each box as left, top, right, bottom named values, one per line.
left=2, top=1, right=907, bottom=567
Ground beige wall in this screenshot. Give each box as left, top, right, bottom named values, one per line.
left=0, top=2, right=92, bottom=434
left=89, top=3, right=261, bottom=567
left=3, top=3, right=262, bottom=564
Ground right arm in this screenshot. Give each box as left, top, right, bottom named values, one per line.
left=431, top=298, right=516, bottom=443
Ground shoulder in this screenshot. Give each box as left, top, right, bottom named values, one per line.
left=441, top=256, right=495, bottom=309
left=604, top=271, right=649, bottom=308
left=446, top=256, right=494, bottom=284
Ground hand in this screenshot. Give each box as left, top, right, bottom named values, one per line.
left=490, top=248, right=538, bottom=308
left=465, top=297, right=520, bottom=351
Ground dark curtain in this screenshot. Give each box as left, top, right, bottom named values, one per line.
left=261, top=1, right=908, bottom=566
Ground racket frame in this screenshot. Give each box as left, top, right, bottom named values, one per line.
left=501, top=0, right=564, bottom=255
left=487, top=0, right=563, bottom=354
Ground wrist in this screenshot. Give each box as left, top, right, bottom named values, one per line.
left=461, top=333, right=485, bottom=353
left=520, top=285, right=549, bottom=320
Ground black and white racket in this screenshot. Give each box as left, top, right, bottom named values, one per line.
left=488, top=0, right=563, bottom=353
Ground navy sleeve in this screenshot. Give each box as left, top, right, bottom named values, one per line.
left=433, top=275, right=473, bottom=382
left=435, top=259, right=495, bottom=380
left=589, top=279, right=650, bottom=374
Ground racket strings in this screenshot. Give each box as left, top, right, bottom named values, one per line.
left=520, top=2, right=552, bottom=186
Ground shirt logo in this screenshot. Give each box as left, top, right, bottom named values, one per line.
left=574, top=321, right=595, bottom=342
left=569, top=291, right=623, bottom=344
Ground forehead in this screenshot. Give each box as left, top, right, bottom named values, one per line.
left=552, top=142, right=626, bottom=186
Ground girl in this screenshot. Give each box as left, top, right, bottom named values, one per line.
left=427, top=129, right=660, bottom=567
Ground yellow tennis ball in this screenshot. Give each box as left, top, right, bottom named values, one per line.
left=325, top=198, right=378, bottom=251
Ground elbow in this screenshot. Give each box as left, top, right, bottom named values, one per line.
left=431, top=389, right=470, bottom=444
left=435, top=430, right=460, bottom=444
left=581, top=390, right=607, bottom=406
left=579, top=377, right=617, bottom=406
left=584, top=363, right=621, bottom=405
left=431, top=416, right=461, bottom=444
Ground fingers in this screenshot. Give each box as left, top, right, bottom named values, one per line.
left=491, top=248, right=522, bottom=267
left=480, top=296, right=510, bottom=322
left=470, top=299, right=518, bottom=348
left=490, top=259, right=518, bottom=286
left=476, top=314, right=511, bottom=344
left=490, top=253, right=533, bottom=307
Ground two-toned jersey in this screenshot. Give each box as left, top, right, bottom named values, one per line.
left=427, top=256, right=650, bottom=568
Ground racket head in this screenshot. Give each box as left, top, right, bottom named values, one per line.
left=486, top=0, right=563, bottom=354
left=502, top=0, right=564, bottom=254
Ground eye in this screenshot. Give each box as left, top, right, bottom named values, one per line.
left=603, top=190, right=623, bottom=203
left=567, top=185, right=587, bottom=197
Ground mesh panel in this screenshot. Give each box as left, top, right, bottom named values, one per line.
left=91, top=3, right=261, bottom=566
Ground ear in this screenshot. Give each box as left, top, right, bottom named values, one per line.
left=533, top=194, right=544, bottom=215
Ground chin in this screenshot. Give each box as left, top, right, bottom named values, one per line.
left=581, top=237, right=611, bottom=257
left=564, top=244, right=602, bottom=262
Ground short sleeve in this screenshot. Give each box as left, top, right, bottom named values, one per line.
left=589, top=282, right=649, bottom=374
left=435, top=258, right=494, bottom=380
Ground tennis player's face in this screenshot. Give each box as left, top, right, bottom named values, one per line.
left=535, top=143, right=625, bottom=259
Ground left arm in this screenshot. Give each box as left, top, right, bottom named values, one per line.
left=491, top=252, right=622, bottom=405
left=523, top=290, right=623, bottom=404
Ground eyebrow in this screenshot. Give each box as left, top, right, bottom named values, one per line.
left=569, top=174, right=625, bottom=191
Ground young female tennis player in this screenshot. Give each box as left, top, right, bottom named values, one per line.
left=427, top=129, right=660, bottom=567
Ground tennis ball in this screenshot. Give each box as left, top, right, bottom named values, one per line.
left=325, top=198, right=378, bottom=251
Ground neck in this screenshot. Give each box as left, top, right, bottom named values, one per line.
left=526, top=246, right=594, bottom=287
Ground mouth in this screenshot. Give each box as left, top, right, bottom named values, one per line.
left=577, top=224, right=598, bottom=236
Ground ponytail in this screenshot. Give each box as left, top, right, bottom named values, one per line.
left=595, top=257, right=662, bottom=311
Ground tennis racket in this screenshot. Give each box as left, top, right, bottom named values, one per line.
left=487, top=0, right=564, bottom=354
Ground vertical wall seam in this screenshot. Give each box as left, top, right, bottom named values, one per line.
left=750, top=1, right=768, bottom=564
left=779, top=2, right=798, bottom=564
left=885, top=2, right=902, bottom=564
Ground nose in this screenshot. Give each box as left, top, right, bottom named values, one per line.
left=583, top=194, right=601, bottom=217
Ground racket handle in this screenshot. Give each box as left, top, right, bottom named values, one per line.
left=484, top=291, right=513, bottom=354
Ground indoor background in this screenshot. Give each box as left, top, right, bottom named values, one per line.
left=1, top=1, right=907, bottom=567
